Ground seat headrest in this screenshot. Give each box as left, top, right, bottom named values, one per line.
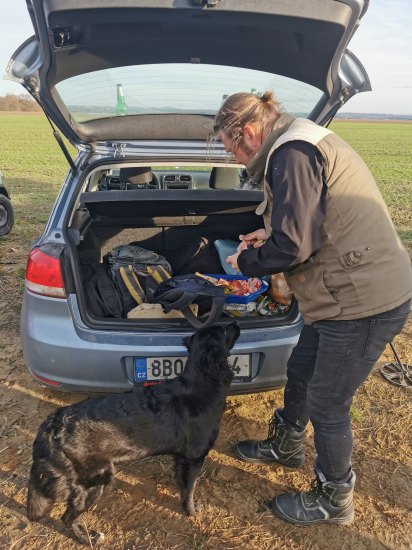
left=120, top=167, right=153, bottom=184
left=209, top=167, right=240, bottom=189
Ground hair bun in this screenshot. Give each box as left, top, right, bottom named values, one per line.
left=261, top=91, right=273, bottom=103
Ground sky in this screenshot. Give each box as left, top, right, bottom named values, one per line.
left=0, top=0, right=411, bottom=115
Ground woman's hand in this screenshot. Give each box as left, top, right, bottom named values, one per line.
left=226, top=251, right=241, bottom=271
left=226, top=229, right=267, bottom=270
left=236, top=239, right=249, bottom=253
left=239, top=228, right=267, bottom=248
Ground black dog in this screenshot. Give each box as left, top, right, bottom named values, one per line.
left=27, top=322, right=240, bottom=545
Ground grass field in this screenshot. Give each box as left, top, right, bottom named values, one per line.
left=331, top=120, right=412, bottom=238
left=0, top=114, right=411, bottom=248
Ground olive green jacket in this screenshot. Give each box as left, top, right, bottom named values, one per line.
left=247, top=116, right=412, bottom=324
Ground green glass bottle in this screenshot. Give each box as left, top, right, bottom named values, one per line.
left=115, top=83, right=128, bottom=116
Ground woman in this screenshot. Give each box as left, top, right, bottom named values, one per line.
left=213, top=91, right=412, bottom=525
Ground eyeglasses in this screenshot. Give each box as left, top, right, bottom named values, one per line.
left=207, top=128, right=244, bottom=163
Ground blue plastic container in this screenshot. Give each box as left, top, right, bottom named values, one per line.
left=207, top=274, right=269, bottom=303
left=213, top=239, right=241, bottom=275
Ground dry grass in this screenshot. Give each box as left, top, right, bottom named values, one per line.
left=0, top=285, right=411, bottom=548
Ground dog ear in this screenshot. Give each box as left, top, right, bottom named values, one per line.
left=225, top=322, right=240, bottom=351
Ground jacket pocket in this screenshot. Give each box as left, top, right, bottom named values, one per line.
left=286, top=266, right=341, bottom=321
left=338, top=247, right=370, bottom=270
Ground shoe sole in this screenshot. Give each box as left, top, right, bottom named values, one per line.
left=269, top=502, right=354, bottom=526
left=233, top=446, right=305, bottom=468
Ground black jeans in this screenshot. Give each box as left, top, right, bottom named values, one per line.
left=282, top=300, right=411, bottom=482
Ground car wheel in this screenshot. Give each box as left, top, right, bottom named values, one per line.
left=0, top=194, right=14, bottom=236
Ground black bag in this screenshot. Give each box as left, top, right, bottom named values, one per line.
left=153, top=274, right=226, bottom=328
left=167, top=235, right=223, bottom=276
left=107, top=245, right=172, bottom=314
left=83, top=262, right=123, bottom=318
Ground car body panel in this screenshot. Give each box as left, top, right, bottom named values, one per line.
left=21, top=291, right=301, bottom=393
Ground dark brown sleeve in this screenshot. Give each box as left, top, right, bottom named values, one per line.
left=238, top=141, right=326, bottom=277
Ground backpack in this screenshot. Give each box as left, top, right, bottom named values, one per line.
left=107, top=245, right=172, bottom=315
left=83, top=262, right=123, bottom=318
left=153, top=274, right=226, bottom=328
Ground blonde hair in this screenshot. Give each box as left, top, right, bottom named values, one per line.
left=213, top=91, right=281, bottom=150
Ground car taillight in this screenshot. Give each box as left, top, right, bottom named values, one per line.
left=30, top=372, right=62, bottom=387
left=25, top=248, right=66, bottom=298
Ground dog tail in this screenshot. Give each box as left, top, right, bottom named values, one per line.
left=27, top=476, right=53, bottom=521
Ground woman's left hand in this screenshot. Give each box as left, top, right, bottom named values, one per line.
left=226, top=251, right=241, bottom=271
left=236, top=239, right=249, bottom=253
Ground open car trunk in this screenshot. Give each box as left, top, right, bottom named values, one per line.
left=69, top=185, right=297, bottom=330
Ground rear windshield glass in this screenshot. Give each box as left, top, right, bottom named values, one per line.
left=55, top=64, right=324, bottom=123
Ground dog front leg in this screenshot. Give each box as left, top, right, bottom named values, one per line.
left=62, top=485, right=105, bottom=546
left=174, top=456, right=205, bottom=516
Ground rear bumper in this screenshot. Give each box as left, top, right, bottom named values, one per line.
left=21, top=291, right=302, bottom=393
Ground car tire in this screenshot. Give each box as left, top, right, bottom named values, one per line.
left=0, top=194, right=14, bottom=236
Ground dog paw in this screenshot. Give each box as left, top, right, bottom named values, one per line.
left=73, top=527, right=105, bottom=546
left=185, top=501, right=201, bottom=516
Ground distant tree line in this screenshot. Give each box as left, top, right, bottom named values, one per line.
left=0, top=93, right=41, bottom=112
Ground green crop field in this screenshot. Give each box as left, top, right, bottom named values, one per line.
left=331, top=121, right=412, bottom=240
left=0, top=113, right=411, bottom=247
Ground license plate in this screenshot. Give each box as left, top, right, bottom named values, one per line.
left=134, top=354, right=251, bottom=383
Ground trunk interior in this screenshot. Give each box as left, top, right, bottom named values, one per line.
left=68, top=181, right=297, bottom=329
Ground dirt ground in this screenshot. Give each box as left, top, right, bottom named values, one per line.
left=0, top=241, right=411, bottom=550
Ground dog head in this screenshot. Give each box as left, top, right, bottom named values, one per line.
left=183, top=322, right=240, bottom=383
left=222, top=321, right=241, bottom=352
left=183, top=322, right=240, bottom=355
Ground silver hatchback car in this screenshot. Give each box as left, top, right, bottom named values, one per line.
left=6, top=0, right=371, bottom=393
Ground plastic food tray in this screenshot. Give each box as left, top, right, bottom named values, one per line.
left=207, top=274, right=269, bottom=304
